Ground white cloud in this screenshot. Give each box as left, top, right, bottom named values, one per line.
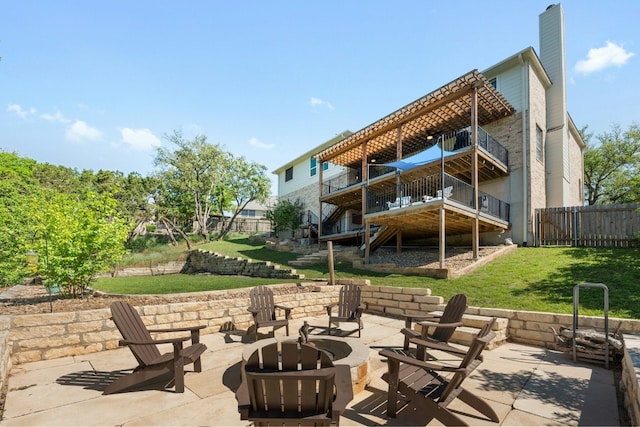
left=120, top=128, right=161, bottom=151
left=65, top=120, right=103, bottom=142
left=575, top=41, right=634, bottom=74
left=41, top=110, right=70, bottom=123
left=310, top=97, right=334, bottom=110
left=7, top=104, right=36, bottom=120
left=249, top=137, right=275, bottom=149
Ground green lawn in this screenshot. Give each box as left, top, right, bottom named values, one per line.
left=94, top=236, right=640, bottom=319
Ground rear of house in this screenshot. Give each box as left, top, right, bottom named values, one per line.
left=273, top=4, right=585, bottom=264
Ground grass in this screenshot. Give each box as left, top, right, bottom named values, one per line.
left=93, top=235, right=640, bottom=319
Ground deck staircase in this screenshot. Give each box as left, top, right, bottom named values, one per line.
left=361, top=225, right=399, bottom=252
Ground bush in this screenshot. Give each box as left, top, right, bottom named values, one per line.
left=126, top=235, right=172, bottom=253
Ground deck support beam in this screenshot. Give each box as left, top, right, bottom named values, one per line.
left=471, top=84, right=480, bottom=260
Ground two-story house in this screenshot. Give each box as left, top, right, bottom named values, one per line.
left=274, top=4, right=585, bottom=264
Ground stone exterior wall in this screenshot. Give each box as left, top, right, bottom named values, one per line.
left=183, top=250, right=303, bottom=279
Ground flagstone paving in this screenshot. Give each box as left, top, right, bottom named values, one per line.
left=2, top=314, right=621, bottom=426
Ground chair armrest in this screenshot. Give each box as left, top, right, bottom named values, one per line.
left=247, top=306, right=259, bottom=316
left=417, top=320, right=463, bottom=329
left=274, top=304, right=292, bottom=318
left=379, top=349, right=461, bottom=373
left=409, top=337, right=468, bottom=357
left=119, top=335, right=192, bottom=346
left=148, top=324, right=205, bottom=344
left=147, top=325, right=206, bottom=333
left=326, top=303, right=337, bottom=316
left=332, top=364, right=354, bottom=422
left=235, top=376, right=250, bottom=420
left=403, top=313, right=442, bottom=328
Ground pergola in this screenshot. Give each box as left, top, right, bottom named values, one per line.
left=315, top=70, right=515, bottom=267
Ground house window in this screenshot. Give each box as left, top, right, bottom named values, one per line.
left=322, top=162, right=329, bottom=171
left=536, top=125, right=544, bottom=162
left=489, top=77, right=498, bottom=89
left=310, top=158, right=317, bottom=176
left=285, top=167, right=293, bottom=182
left=240, top=210, right=256, bottom=217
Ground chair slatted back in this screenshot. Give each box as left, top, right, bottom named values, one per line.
left=441, top=319, right=496, bottom=404
left=110, top=301, right=161, bottom=367
left=249, top=286, right=276, bottom=323
left=244, top=342, right=336, bottom=422
left=430, top=293, right=467, bottom=342
left=337, top=284, right=361, bottom=319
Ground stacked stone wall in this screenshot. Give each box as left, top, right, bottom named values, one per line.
left=183, top=249, right=302, bottom=279
left=2, top=281, right=373, bottom=365
left=620, top=334, right=640, bottom=425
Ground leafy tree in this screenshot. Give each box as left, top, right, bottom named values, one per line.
left=30, top=190, right=129, bottom=297
left=583, top=123, right=640, bottom=205
left=214, top=156, right=271, bottom=240
left=266, top=199, right=305, bottom=238
left=154, top=130, right=271, bottom=242
left=155, top=130, right=226, bottom=241
left=0, top=152, right=39, bottom=286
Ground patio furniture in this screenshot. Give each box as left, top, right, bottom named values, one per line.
left=236, top=341, right=354, bottom=426
left=387, top=195, right=412, bottom=209
left=436, top=186, right=453, bottom=199
left=402, top=293, right=467, bottom=360
left=326, top=283, right=365, bottom=337
left=247, top=285, right=292, bottom=341
left=104, top=301, right=207, bottom=394
left=379, top=319, right=499, bottom=426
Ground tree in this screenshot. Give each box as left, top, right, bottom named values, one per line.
left=0, top=152, right=39, bottom=286
left=30, top=189, right=129, bottom=297
left=154, top=130, right=271, bottom=242
left=583, top=123, right=640, bottom=205
left=155, top=130, right=226, bottom=241
left=214, top=156, right=271, bottom=240
left=266, top=199, right=305, bottom=238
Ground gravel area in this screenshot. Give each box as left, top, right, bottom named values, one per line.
left=370, top=246, right=504, bottom=270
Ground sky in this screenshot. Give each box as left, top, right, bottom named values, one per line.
left=1, top=1, right=637, bottom=195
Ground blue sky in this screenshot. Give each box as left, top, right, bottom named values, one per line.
left=1, top=1, right=637, bottom=195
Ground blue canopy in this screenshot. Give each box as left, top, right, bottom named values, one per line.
left=383, top=144, right=454, bottom=171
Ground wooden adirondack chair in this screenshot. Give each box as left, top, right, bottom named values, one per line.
left=402, top=293, right=467, bottom=359
left=380, top=318, right=499, bottom=426
left=247, top=285, right=292, bottom=341
left=103, top=301, right=207, bottom=395
left=236, top=341, right=354, bottom=426
left=326, top=284, right=365, bottom=337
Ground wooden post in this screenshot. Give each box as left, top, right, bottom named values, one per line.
left=327, top=241, right=335, bottom=286
left=439, top=206, right=446, bottom=268
left=471, top=85, right=480, bottom=260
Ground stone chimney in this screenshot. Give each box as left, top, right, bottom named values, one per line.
left=539, top=3, right=570, bottom=207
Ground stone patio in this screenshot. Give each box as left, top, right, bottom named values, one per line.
left=1, top=313, right=622, bottom=426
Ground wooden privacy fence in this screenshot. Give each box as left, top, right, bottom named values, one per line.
left=535, top=203, right=639, bottom=247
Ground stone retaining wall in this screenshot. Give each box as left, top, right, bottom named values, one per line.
left=2, top=281, right=372, bottom=365
left=620, top=334, right=640, bottom=425
left=0, top=330, right=10, bottom=400
left=183, top=250, right=303, bottom=279
left=3, top=284, right=640, bottom=420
